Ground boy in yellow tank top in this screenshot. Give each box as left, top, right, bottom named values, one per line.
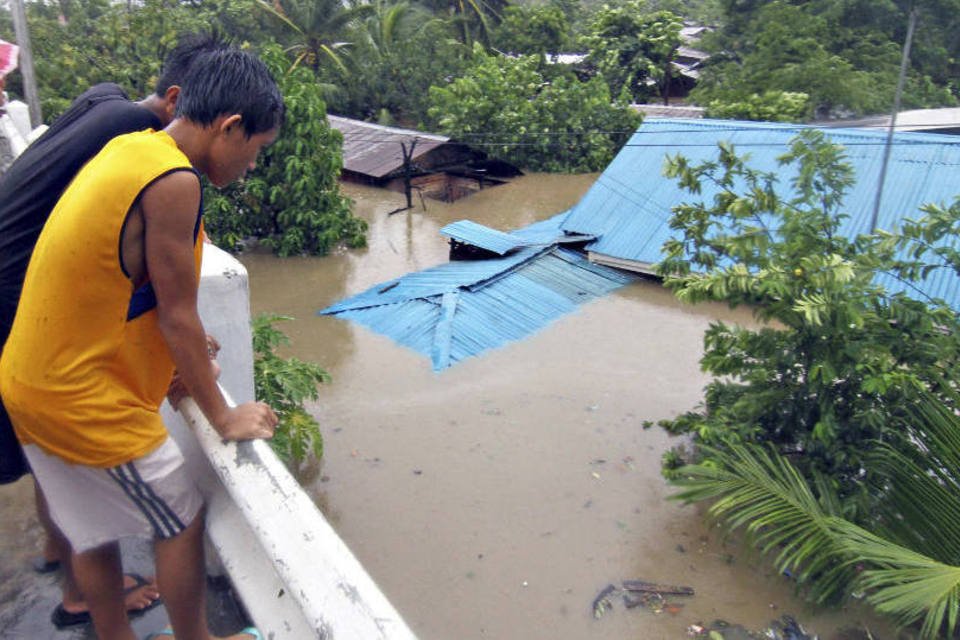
left=0, top=47, right=283, bottom=640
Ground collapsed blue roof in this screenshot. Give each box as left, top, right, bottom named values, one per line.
left=320, top=215, right=633, bottom=369
left=439, top=219, right=528, bottom=255
left=561, top=118, right=960, bottom=308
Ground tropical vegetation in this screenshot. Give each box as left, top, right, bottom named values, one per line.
left=654, top=131, right=960, bottom=637
left=252, top=314, right=330, bottom=468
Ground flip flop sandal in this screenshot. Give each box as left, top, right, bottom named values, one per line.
left=145, top=626, right=262, bottom=639
left=30, top=556, right=61, bottom=574
left=51, top=572, right=163, bottom=629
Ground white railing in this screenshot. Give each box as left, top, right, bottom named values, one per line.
left=160, top=245, right=417, bottom=640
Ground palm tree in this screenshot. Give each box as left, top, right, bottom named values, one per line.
left=257, top=0, right=373, bottom=74
left=671, top=392, right=960, bottom=639
left=415, top=0, right=506, bottom=46
left=361, top=0, right=433, bottom=59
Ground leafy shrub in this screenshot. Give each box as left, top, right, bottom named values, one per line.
left=203, top=42, right=366, bottom=256
left=253, top=314, right=330, bottom=466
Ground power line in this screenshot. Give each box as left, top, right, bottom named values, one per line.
left=335, top=128, right=960, bottom=149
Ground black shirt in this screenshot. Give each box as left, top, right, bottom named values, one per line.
left=0, top=83, right=161, bottom=342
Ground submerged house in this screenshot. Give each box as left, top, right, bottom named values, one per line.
left=321, top=117, right=960, bottom=369
left=561, top=118, right=960, bottom=308
left=328, top=115, right=521, bottom=202
left=320, top=214, right=633, bottom=370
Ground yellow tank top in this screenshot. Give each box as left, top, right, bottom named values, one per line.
left=0, top=130, right=203, bottom=467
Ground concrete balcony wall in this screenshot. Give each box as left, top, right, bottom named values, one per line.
left=161, top=244, right=417, bottom=640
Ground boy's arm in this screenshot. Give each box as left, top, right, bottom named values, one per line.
left=142, top=170, right=277, bottom=440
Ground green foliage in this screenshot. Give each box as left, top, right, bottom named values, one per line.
left=655, top=130, right=960, bottom=508
left=427, top=45, right=641, bottom=172
left=492, top=5, right=569, bottom=59
left=704, top=90, right=811, bottom=123
left=252, top=314, right=330, bottom=466
left=417, top=0, right=509, bottom=47
left=695, top=0, right=959, bottom=118
left=256, top=0, right=373, bottom=75
left=578, top=3, right=683, bottom=103
left=671, top=390, right=960, bottom=638
left=203, top=42, right=366, bottom=256
left=3, top=0, right=267, bottom=120
left=334, top=3, right=466, bottom=124
left=672, top=444, right=855, bottom=604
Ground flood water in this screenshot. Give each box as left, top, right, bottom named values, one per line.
left=239, top=176, right=900, bottom=640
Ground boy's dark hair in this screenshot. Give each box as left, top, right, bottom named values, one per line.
left=175, top=48, right=285, bottom=137
left=155, top=32, right=229, bottom=96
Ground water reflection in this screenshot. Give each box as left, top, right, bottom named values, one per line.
left=241, top=175, right=896, bottom=640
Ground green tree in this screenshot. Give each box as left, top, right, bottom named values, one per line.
left=336, top=0, right=462, bottom=124
left=704, top=90, right=812, bottom=122
left=697, top=0, right=958, bottom=117
left=256, top=0, right=374, bottom=75
left=579, top=4, right=683, bottom=104
left=1, top=0, right=268, bottom=120
left=427, top=45, right=641, bottom=172
left=203, top=43, right=365, bottom=256
left=493, top=5, right=569, bottom=61
left=653, top=130, right=960, bottom=509
left=416, top=0, right=507, bottom=47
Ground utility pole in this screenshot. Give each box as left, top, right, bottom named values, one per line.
left=9, top=0, right=42, bottom=127
left=870, top=5, right=917, bottom=233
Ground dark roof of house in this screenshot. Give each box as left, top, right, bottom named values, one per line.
left=328, top=115, right=450, bottom=179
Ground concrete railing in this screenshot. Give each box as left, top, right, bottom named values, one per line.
left=160, top=244, right=417, bottom=640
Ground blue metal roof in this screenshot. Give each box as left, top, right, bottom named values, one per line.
left=320, top=246, right=634, bottom=369
left=562, top=118, right=960, bottom=307
left=440, top=219, right=527, bottom=255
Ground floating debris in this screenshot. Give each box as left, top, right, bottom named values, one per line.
left=622, top=579, right=695, bottom=596
left=591, top=584, right=617, bottom=619
left=591, top=578, right=695, bottom=619
left=686, top=616, right=819, bottom=640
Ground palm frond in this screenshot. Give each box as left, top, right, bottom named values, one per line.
left=257, top=0, right=305, bottom=36
left=671, top=444, right=856, bottom=603
left=867, top=395, right=960, bottom=562
left=833, top=520, right=960, bottom=639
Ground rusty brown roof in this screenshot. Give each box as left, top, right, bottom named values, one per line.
left=328, top=115, right=450, bottom=179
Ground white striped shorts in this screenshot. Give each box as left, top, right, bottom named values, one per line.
left=23, top=437, right=204, bottom=554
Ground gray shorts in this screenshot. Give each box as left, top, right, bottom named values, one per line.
left=24, top=437, right=204, bottom=554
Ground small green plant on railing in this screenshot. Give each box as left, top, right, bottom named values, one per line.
left=252, top=313, right=331, bottom=466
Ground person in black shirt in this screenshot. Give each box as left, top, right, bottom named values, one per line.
left=0, top=32, right=227, bottom=629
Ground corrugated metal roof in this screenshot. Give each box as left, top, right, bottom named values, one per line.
left=817, top=107, right=960, bottom=134
left=328, top=115, right=449, bottom=179
left=320, top=247, right=634, bottom=369
left=562, top=118, right=960, bottom=308
left=440, top=220, right=527, bottom=255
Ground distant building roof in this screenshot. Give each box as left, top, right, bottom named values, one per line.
left=328, top=115, right=449, bottom=179
left=632, top=105, right=705, bottom=119
left=561, top=118, right=960, bottom=309
left=817, top=107, right=960, bottom=135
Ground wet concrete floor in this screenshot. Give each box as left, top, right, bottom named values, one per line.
left=239, top=175, right=903, bottom=640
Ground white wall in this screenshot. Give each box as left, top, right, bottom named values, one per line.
left=162, top=244, right=417, bottom=640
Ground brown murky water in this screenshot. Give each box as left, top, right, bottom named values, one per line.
left=240, top=176, right=899, bottom=640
